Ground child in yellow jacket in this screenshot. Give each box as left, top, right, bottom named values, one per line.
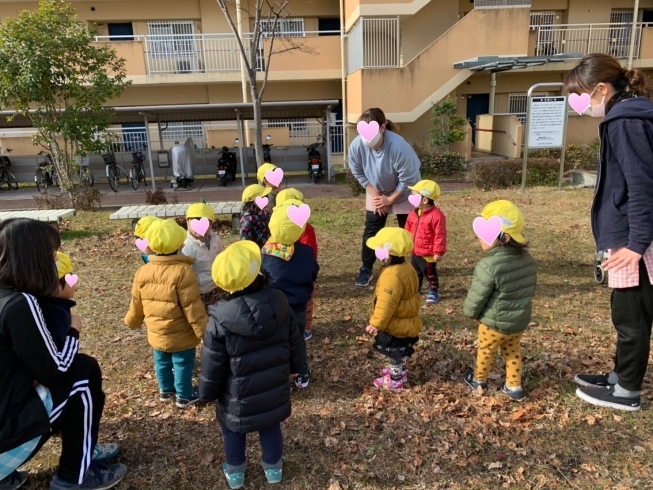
left=125, top=219, right=209, bottom=408
left=365, top=227, right=422, bottom=391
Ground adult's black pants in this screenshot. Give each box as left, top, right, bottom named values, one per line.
left=361, top=211, right=408, bottom=269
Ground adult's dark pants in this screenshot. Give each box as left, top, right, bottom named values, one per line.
left=361, top=211, right=408, bottom=269
left=612, top=259, right=653, bottom=391
left=23, top=354, right=105, bottom=484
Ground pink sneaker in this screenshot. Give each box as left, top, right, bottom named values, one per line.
left=379, top=368, right=408, bottom=383
left=373, top=375, right=404, bottom=391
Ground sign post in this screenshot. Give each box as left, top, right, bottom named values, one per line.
left=521, top=83, right=569, bottom=193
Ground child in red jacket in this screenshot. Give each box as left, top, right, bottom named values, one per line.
left=405, top=180, right=447, bottom=304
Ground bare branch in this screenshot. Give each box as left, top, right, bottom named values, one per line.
left=215, top=0, right=253, bottom=74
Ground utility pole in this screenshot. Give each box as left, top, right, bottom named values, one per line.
left=627, top=0, right=641, bottom=70
left=236, top=0, right=251, bottom=146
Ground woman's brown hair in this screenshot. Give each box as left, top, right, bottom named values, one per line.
left=0, top=218, right=61, bottom=297
left=358, top=108, right=399, bottom=133
left=564, top=53, right=649, bottom=100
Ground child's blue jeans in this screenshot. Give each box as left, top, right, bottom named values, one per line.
left=220, top=422, right=283, bottom=474
left=152, top=348, right=195, bottom=399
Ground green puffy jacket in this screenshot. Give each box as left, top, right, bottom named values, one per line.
left=463, top=247, right=537, bottom=334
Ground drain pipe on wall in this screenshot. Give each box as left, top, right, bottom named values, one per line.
left=489, top=72, right=497, bottom=115
left=627, top=0, right=640, bottom=70
left=339, top=0, right=349, bottom=168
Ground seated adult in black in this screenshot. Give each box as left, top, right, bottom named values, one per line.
left=0, top=218, right=126, bottom=490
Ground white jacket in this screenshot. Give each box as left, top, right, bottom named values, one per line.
left=181, top=231, right=225, bottom=294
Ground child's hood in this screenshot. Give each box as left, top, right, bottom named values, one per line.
left=210, top=288, right=282, bottom=340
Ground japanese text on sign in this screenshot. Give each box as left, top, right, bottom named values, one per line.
left=528, top=96, right=567, bottom=149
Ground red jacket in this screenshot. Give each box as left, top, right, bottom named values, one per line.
left=405, top=206, right=447, bottom=257
left=299, top=223, right=318, bottom=260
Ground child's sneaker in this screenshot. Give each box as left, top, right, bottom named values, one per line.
left=176, top=393, right=200, bottom=409
left=426, top=290, right=439, bottom=304
left=501, top=382, right=525, bottom=402
left=303, top=330, right=313, bottom=342
left=264, top=468, right=283, bottom=484
left=373, top=375, right=403, bottom=391
left=379, top=367, right=408, bottom=383
left=295, top=373, right=310, bottom=389
left=222, top=463, right=245, bottom=489
left=159, top=391, right=175, bottom=402
left=463, top=370, right=488, bottom=390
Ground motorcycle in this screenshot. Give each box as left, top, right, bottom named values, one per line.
left=263, top=135, right=273, bottom=163
left=217, top=144, right=238, bottom=187
left=307, top=136, right=325, bottom=184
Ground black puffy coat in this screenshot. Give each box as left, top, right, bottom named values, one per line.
left=199, top=287, right=302, bottom=433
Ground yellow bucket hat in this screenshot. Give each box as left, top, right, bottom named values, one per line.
left=257, top=163, right=277, bottom=185
left=269, top=201, right=306, bottom=244
left=186, top=202, right=216, bottom=221
left=147, top=219, right=188, bottom=255
left=242, top=184, right=272, bottom=203
left=366, top=227, right=414, bottom=256
left=211, top=240, right=262, bottom=293
left=134, top=216, right=161, bottom=239
left=480, top=200, right=526, bottom=244
left=56, top=252, right=73, bottom=279
left=408, top=180, right=441, bottom=200
left=276, top=188, right=304, bottom=205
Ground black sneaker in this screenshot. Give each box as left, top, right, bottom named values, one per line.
left=176, top=394, right=200, bottom=409
left=463, top=369, right=487, bottom=390
left=501, top=382, right=525, bottom=402
left=576, top=386, right=641, bottom=412
left=295, top=373, right=310, bottom=389
left=159, top=391, right=175, bottom=402
left=355, top=267, right=373, bottom=287
left=0, top=471, right=28, bottom=490
left=574, top=373, right=615, bottom=388
left=49, top=462, right=127, bottom=490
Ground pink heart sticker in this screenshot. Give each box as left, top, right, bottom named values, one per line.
left=135, top=238, right=149, bottom=252
left=190, top=217, right=210, bottom=236
left=408, top=194, right=422, bottom=208
left=264, top=168, right=284, bottom=187
left=255, top=196, right=269, bottom=211
left=473, top=216, right=503, bottom=246
left=357, top=120, right=380, bottom=143
left=375, top=247, right=389, bottom=261
left=568, top=93, right=591, bottom=115
left=65, top=273, right=78, bottom=288
left=287, top=203, right=311, bottom=228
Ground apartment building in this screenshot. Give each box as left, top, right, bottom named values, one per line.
left=1, top=0, right=653, bottom=161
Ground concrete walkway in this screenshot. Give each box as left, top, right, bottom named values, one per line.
left=0, top=176, right=473, bottom=211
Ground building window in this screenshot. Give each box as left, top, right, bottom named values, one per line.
left=267, top=118, right=309, bottom=137
left=147, top=21, right=196, bottom=56
left=508, top=93, right=548, bottom=124
left=260, top=18, right=305, bottom=37
left=530, top=11, right=555, bottom=30
left=162, top=122, right=205, bottom=146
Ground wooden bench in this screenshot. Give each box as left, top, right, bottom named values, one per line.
left=0, top=209, right=77, bottom=229
left=109, top=202, right=244, bottom=230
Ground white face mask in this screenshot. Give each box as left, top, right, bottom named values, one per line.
left=363, top=130, right=382, bottom=148
left=583, top=86, right=606, bottom=118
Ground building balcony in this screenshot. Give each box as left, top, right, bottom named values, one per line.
left=93, top=31, right=342, bottom=84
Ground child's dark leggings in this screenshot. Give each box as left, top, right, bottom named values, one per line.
left=411, top=255, right=439, bottom=292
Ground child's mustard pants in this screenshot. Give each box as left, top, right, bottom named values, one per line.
left=474, top=323, right=524, bottom=389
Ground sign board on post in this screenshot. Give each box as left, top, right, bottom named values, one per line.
left=528, top=97, right=567, bottom=149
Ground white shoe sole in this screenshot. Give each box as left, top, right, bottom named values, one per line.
left=573, top=375, right=614, bottom=388
left=575, top=388, right=641, bottom=412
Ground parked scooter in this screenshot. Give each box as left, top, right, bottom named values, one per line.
left=217, top=140, right=238, bottom=187
left=262, top=135, right=273, bottom=163
left=307, top=135, right=325, bottom=184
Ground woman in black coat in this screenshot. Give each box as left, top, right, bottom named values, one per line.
left=199, top=240, right=302, bottom=489
left=565, top=53, right=653, bottom=412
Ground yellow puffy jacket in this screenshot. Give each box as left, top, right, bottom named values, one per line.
left=124, top=255, right=209, bottom=352
left=370, top=261, right=422, bottom=338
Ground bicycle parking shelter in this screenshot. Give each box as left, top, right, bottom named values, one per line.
left=0, top=100, right=339, bottom=190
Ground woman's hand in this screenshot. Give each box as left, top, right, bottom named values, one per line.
left=603, top=247, right=642, bottom=274
left=373, top=194, right=391, bottom=209
left=365, top=325, right=378, bottom=336
left=70, top=314, right=82, bottom=334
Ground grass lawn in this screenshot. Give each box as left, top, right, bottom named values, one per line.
left=21, top=187, right=653, bottom=490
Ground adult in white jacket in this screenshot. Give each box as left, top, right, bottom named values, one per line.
left=182, top=203, right=225, bottom=310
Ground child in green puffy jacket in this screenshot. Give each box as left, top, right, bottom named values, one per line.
left=462, top=200, right=537, bottom=402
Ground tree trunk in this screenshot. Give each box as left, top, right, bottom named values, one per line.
left=250, top=82, right=264, bottom=168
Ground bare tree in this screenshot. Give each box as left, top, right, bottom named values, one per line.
left=216, top=0, right=315, bottom=167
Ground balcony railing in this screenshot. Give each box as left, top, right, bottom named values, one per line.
left=475, top=0, right=531, bottom=8
left=95, top=30, right=340, bottom=75
left=533, top=23, right=643, bottom=59
left=346, top=17, right=400, bottom=74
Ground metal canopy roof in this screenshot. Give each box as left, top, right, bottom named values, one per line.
left=453, top=54, right=583, bottom=73
left=0, top=100, right=339, bottom=129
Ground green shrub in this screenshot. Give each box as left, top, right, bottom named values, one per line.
left=525, top=141, right=599, bottom=171
left=468, top=158, right=568, bottom=190
left=345, top=170, right=364, bottom=197
left=33, top=185, right=102, bottom=211
left=413, top=141, right=466, bottom=176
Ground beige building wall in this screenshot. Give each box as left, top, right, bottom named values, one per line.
left=401, top=0, right=459, bottom=63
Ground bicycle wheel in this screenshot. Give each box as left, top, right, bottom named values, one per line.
left=0, top=171, right=8, bottom=190
left=108, top=165, right=119, bottom=192
left=140, top=166, right=147, bottom=188
left=6, top=170, right=18, bottom=190
left=131, top=166, right=139, bottom=190
left=86, top=170, right=94, bottom=187
left=81, top=168, right=94, bottom=187
left=35, top=169, right=48, bottom=194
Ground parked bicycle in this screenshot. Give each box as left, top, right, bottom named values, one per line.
left=75, top=157, right=94, bottom=188
left=0, top=147, right=18, bottom=190
left=129, top=152, right=148, bottom=190
left=103, top=149, right=130, bottom=192
left=35, top=151, right=60, bottom=194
